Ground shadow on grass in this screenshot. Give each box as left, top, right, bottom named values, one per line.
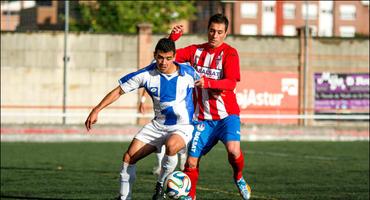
left=0, top=166, right=115, bottom=174
left=0, top=195, right=89, bottom=200
left=1, top=166, right=154, bottom=176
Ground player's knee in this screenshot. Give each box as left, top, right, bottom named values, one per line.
left=165, top=144, right=179, bottom=156
left=165, top=137, right=185, bottom=156
left=227, top=148, right=241, bottom=159
left=123, top=152, right=137, bottom=164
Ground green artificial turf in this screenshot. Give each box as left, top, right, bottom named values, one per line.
left=1, top=141, right=369, bottom=200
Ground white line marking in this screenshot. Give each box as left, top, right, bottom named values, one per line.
left=211, top=146, right=340, bottom=161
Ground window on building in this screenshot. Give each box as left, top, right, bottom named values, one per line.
left=263, top=5, right=274, bottom=13
left=302, top=4, right=318, bottom=20
left=283, top=25, right=296, bottom=36
left=2, top=11, right=19, bottom=15
left=320, top=9, right=332, bottom=14
left=339, top=26, right=355, bottom=37
left=283, top=3, right=295, bottom=19
left=340, top=5, right=356, bottom=20
left=241, top=2, right=258, bottom=18
left=240, top=24, right=258, bottom=35
left=36, top=0, right=52, bottom=6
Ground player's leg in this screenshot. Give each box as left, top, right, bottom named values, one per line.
left=184, top=121, right=217, bottom=199
left=183, top=156, right=200, bottom=199
left=219, top=115, right=251, bottom=200
left=178, top=150, right=187, bottom=170
left=119, top=138, right=157, bottom=200
left=153, top=125, right=192, bottom=200
left=153, top=145, right=166, bottom=175
left=152, top=137, right=180, bottom=200
left=158, top=134, right=185, bottom=183
left=120, top=121, right=166, bottom=200
left=225, top=141, right=243, bottom=180
left=226, top=141, right=251, bottom=200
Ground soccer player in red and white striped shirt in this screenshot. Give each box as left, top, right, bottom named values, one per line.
left=169, top=14, right=251, bottom=200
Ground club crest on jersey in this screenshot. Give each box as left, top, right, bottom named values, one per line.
left=196, top=123, right=205, bottom=131
left=196, top=66, right=222, bottom=80
left=149, top=87, right=158, bottom=97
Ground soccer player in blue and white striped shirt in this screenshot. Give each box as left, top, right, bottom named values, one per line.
left=85, top=38, right=199, bottom=200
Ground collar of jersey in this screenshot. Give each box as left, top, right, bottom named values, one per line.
left=149, top=61, right=186, bottom=77
left=154, top=62, right=184, bottom=80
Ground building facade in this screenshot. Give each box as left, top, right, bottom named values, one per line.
left=2, top=1, right=369, bottom=37
left=1, top=1, right=35, bottom=31
left=220, top=0, right=369, bottom=37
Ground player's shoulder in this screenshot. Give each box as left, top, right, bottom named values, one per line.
left=177, top=62, right=196, bottom=75
left=222, top=43, right=239, bottom=56
left=119, top=63, right=156, bottom=83
left=184, top=43, right=207, bottom=50
left=222, top=43, right=238, bottom=52
left=139, top=63, right=157, bottom=72
left=177, top=62, right=195, bottom=72
left=197, top=43, right=209, bottom=49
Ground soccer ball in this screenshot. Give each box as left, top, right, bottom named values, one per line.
left=163, top=171, right=191, bottom=199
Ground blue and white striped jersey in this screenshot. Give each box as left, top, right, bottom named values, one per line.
left=119, top=62, right=199, bottom=125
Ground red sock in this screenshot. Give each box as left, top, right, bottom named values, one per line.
left=228, top=150, right=244, bottom=180
left=183, top=166, right=199, bottom=198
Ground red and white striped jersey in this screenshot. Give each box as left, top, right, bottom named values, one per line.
left=175, top=42, right=240, bottom=121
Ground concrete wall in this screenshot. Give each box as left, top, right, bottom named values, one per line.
left=1, top=31, right=369, bottom=125
left=1, top=32, right=138, bottom=124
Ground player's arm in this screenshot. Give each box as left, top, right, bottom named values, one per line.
left=196, top=49, right=240, bottom=91
left=85, top=86, right=124, bottom=131
left=138, top=89, right=146, bottom=113
left=169, top=25, right=184, bottom=42
left=168, top=25, right=197, bottom=64
left=198, top=76, right=237, bottom=91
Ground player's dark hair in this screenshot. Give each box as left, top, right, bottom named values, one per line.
left=208, top=13, right=229, bottom=32
left=155, top=38, right=176, bottom=55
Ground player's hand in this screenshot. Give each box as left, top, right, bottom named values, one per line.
left=85, top=109, right=98, bottom=132
left=169, top=25, right=184, bottom=41
left=195, top=77, right=205, bottom=88
left=209, top=89, right=223, bottom=99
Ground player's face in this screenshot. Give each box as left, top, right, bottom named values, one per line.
left=154, top=51, right=176, bottom=74
left=208, top=22, right=227, bottom=48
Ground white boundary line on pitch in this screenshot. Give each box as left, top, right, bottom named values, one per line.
left=212, top=146, right=342, bottom=161
left=140, top=178, right=278, bottom=200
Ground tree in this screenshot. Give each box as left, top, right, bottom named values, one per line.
left=70, top=1, right=196, bottom=34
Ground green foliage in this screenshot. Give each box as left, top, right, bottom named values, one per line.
left=70, top=1, right=196, bottom=33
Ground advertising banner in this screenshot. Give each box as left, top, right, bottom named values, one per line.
left=236, top=71, right=299, bottom=124
left=314, top=72, right=369, bottom=113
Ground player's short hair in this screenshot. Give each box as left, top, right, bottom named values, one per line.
left=208, top=13, right=229, bottom=32
left=155, top=38, right=176, bottom=55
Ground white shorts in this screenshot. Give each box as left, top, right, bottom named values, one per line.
left=134, top=120, right=194, bottom=154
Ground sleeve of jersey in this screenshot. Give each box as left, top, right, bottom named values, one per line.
left=118, top=72, right=144, bottom=93
left=203, top=48, right=240, bottom=90
left=175, top=45, right=196, bottom=64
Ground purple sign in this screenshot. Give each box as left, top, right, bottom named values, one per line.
left=314, top=72, right=369, bottom=111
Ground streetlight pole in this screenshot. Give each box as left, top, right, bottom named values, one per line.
left=62, top=0, right=69, bottom=124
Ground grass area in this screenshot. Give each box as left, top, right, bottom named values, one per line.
left=1, top=142, right=369, bottom=200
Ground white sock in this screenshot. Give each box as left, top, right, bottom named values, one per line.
left=119, top=162, right=136, bottom=200
left=155, top=145, right=166, bottom=168
left=179, top=151, right=187, bottom=171
left=158, top=154, right=178, bottom=184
